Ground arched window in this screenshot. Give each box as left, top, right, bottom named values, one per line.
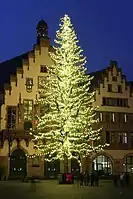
left=93, top=155, right=113, bottom=176
left=123, top=155, right=133, bottom=173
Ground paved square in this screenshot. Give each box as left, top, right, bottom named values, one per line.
left=0, top=180, right=133, bottom=199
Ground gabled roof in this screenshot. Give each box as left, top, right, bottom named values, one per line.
left=0, top=52, right=29, bottom=92
left=0, top=55, right=132, bottom=95
left=89, top=68, right=106, bottom=88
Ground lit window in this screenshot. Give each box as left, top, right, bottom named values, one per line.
left=7, top=106, right=16, bottom=129
left=111, top=113, right=115, bottom=122
left=98, top=112, right=102, bottom=122
left=123, top=133, right=128, bottom=144
left=110, top=132, right=115, bottom=143
left=23, top=100, right=33, bottom=120
left=124, top=114, right=127, bottom=123
left=25, top=78, right=33, bottom=93
left=26, top=78, right=33, bottom=85
left=100, top=112, right=102, bottom=121
left=118, top=132, right=128, bottom=144
left=40, top=65, right=47, bottom=73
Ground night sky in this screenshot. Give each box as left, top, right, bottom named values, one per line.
left=0, top=0, right=133, bottom=80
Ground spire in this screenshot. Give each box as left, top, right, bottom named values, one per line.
left=36, top=19, right=49, bottom=44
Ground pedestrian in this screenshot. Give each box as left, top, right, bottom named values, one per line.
left=95, top=171, right=99, bottom=187
left=76, top=172, right=80, bottom=187
left=87, top=173, right=90, bottom=186
left=120, top=172, right=125, bottom=188
left=84, top=172, right=87, bottom=186
left=80, top=172, right=83, bottom=186
left=113, top=174, right=118, bottom=187
left=119, top=172, right=125, bottom=195
left=125, top=172, right=130, bottom=188
left=90, top=172, right=95, bottom=187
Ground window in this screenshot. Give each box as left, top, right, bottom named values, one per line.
left=124, top=114, right=128, bottom=123
left=124, top=155, right=133, bottom=173
left=118, top=85, right=122, bottom=93
left=118, top=132, right=123, bottom=144
left=93, top=155, right=113, bottom=175
left=118, top=132, right=128, bottom=144
left=112, top=76, right=117, bottom=81
left=130, top=133, right=133, bottom=147
left=26, top=78, right=33, bottom=85
left=97, top=112, right=102, bottom=122
left=123, top=133, right=128, bottom=143
left=38, top=76, right=48, bottom=89
left=110, top=132, right=115, bottom=143
left=7, top=106, right=16, bottom=129
left=108, top=84, right=112, bottom=92
left=106, top=132, right=110, bottom=144
left=111, top=113, right=115, bottom=122
left=25, top=78, right=33, bottom=93
left=105, top=112, right=110, bottom=122
left=23, top=100, right=33, bottom=120
left=123, top=99, right=128, bottom=107
left=40, top=65, right=47, bottom=73
left=102, top=97, right=128, bottom=107
left=117, top=113, right=121, bottom=122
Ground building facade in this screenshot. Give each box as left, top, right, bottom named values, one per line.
left=0, top=20, right=133, bottom=180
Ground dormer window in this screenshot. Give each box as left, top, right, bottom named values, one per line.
left=40, top=65, right=47, bottom=73
left=25, top=78, right=33, bottom=93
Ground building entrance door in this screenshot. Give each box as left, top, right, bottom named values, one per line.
left=71, top=159, right=80, bottom=174
left=44, top=160, right=60, bottom=179
left=10, top=148, right=27, bottom=179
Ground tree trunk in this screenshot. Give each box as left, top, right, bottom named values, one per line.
left=64, top=156, right=68, bottom=173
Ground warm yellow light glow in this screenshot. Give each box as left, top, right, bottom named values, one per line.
left=30, top=14, right=108, bottom=163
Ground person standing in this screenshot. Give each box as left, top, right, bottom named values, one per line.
left=80, top=172, right=83, bottom=186
left=113, top=173, right=118, bottom=187
left=90, top=172, right=95, bottom=187
left=95, top=171, right=99, bottom=187
left=119, top=172, right=125, bottom=195
left=125, top=172, right=130, bottom=188
left=87, top=173, right=90, bottom=186
left=120, top=172, right=125, bottom=188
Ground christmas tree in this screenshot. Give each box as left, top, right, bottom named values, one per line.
left=32, top=15, right=108, bottom=164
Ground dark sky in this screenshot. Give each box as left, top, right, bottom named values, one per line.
left=0, top=0, right=133, bottom=80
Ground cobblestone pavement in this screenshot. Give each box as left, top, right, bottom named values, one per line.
left=0, top=180, right=133, bottom=199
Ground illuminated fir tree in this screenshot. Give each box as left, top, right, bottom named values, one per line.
left=32, top=15, right=108, bottom=163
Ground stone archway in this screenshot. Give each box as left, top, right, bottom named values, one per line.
left=123, top=154, right=133, bottom=173
left=44, top=160, right=60, bottom=179
left=93, top=155, right=113, bottom=176
left=71, top=159, right=80, bottom=174
left=10, top=148, right=27, bottom=179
